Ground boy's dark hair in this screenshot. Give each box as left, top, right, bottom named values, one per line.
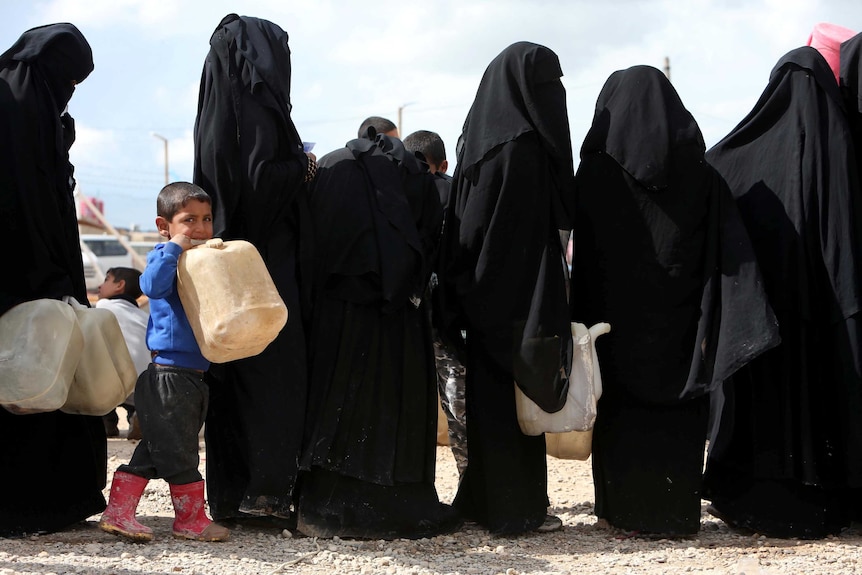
left=107, top=266, right=143, bottom=299
left=358, top=116, right=397, bottom=139
left=403, top=130, right=447, bottom=167
left=157, top=181, right=211, bottom=221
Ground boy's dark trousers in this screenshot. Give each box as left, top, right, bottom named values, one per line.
left=118, top=364, right=208, bottom=485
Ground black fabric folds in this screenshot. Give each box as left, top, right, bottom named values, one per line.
left=439, top=41, right=575, bottom=413
left=703, top=46, right=862, bottom=538
left=193, top=13, right=307, bottom=248
left=308, top=135, right=438, bottom=314
left=0, top=23, right=105, bottom=537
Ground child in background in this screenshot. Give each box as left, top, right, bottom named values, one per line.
left=403, top=130, right=468, bottom=477
left=97, top=267, right=149, bottom=440
left=99, top=182, right=228, bottom=542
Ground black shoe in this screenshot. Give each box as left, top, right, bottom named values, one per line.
left=102, top=411, right=120, bottom=437
left=126, top=413, right=142, bottom=441
left=535, top=515, right=563, bottom=533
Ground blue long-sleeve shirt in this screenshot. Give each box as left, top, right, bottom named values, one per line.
left=140, top=241, right=209, bottom=371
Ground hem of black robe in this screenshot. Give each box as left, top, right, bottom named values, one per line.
left=0, top=492, right=106, bottom=538
left=296, top=466, right=460, bottom=540
left=704, top=473, right=852, bottom=539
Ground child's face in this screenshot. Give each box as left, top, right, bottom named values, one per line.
left=157, top=199, right=214, bottom=242
left=97, top=273, right=123, bottom=299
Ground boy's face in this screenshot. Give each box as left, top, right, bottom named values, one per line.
left=156, top=199, right=214, bottom=242
left=97, top=272, right=123, bottom=299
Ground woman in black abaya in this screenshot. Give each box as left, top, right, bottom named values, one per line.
left=193, top=14, right=314, bottom=526
left=296, top=133, right=458, bottom=539
left=703, top=47, right=862, bottom=539
left=571, top=65, right=778, bottom=536
left=0, top=23, right=107, bottom=536
left=438, top=42, right=575, bottom=535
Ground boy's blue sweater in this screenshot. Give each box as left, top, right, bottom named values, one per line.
left=140, top=241, right=209, bottom=371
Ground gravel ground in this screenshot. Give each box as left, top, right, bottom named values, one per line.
left=3, top=418, right=862, bottom=575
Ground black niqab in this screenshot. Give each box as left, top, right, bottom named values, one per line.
left=0, top=23, right=92, bottom=113
left=193, top=13, right=305, bottom=244
left=457, top=41, right=575, bottom=222
left=581, top=65, right=704, bottom=190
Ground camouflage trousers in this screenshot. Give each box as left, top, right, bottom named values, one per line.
left=434, top=337, right=468, bottom=476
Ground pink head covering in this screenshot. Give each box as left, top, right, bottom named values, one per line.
left=807, top=22, right=857, bottom=83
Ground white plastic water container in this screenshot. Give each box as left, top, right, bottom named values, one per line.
left=515, top=322, right=610, bottom=435
left=0, top=299, right=84, bottom=414
left=61, top=306, right=138, bottom=416
left=177, top=238, right=288, bottom=363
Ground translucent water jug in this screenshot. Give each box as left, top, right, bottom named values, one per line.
left=177, top=238, right=288, bottom=363
left=0, top=299, right=83, bottom=414
left=515, top=322, right=611, bottom=435
left=62, top=306, right=139, bottom=416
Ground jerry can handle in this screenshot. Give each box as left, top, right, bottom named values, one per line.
left=204, top=238, right=225, bottom=249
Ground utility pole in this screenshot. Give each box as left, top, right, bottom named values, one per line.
left=397, top=102, right=414, bottom=138
left=663, top=56, right=671, bottom=82
left=151, top=133, right=169, bottom=185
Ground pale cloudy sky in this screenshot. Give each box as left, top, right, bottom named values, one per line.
left=2, top=0, right=861, bottom=230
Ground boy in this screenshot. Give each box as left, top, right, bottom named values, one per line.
left=358, top=116, right=399, bottom=139
left=99, top=182, right=229, bottom=542
left=97, top=267, right=149, bottom=440
left=403, top=130, right=467, bottom=477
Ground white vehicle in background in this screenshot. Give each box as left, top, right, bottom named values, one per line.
left=130, top=240, right=160, bottom=259
left=80, top=234, right=141, bottom=292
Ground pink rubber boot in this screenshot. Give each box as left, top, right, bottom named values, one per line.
left=169, top=481, right=230, bottom=541
left=98, top=471, right=153, bottom=541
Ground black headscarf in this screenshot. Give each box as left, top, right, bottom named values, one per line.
left=572, top=65, right=779, bottom=404
left=0, top=23, right=93, bottom=314
left=193, top=13, right=306, bottom=244
left=457, top=41, right=575, bottom=222
left=0, top=23, right=92, bottom=113
left=310, top=133, right=441, bottom=312
left=581, top=65, right=704, bottom=190
left=439, top=42, right=575, bottom=412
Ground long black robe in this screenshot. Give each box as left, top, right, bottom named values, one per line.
left=438, top=42, right=575, bottom=534
left=703, top=47, right=862, bottom=539
left=571, top=65, right=779, bottom=536
left=193, top=14, right=310, bottom=522
left=0, top=23, right=107, bottom=536
left=297, top=135, right=457, bottom=539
